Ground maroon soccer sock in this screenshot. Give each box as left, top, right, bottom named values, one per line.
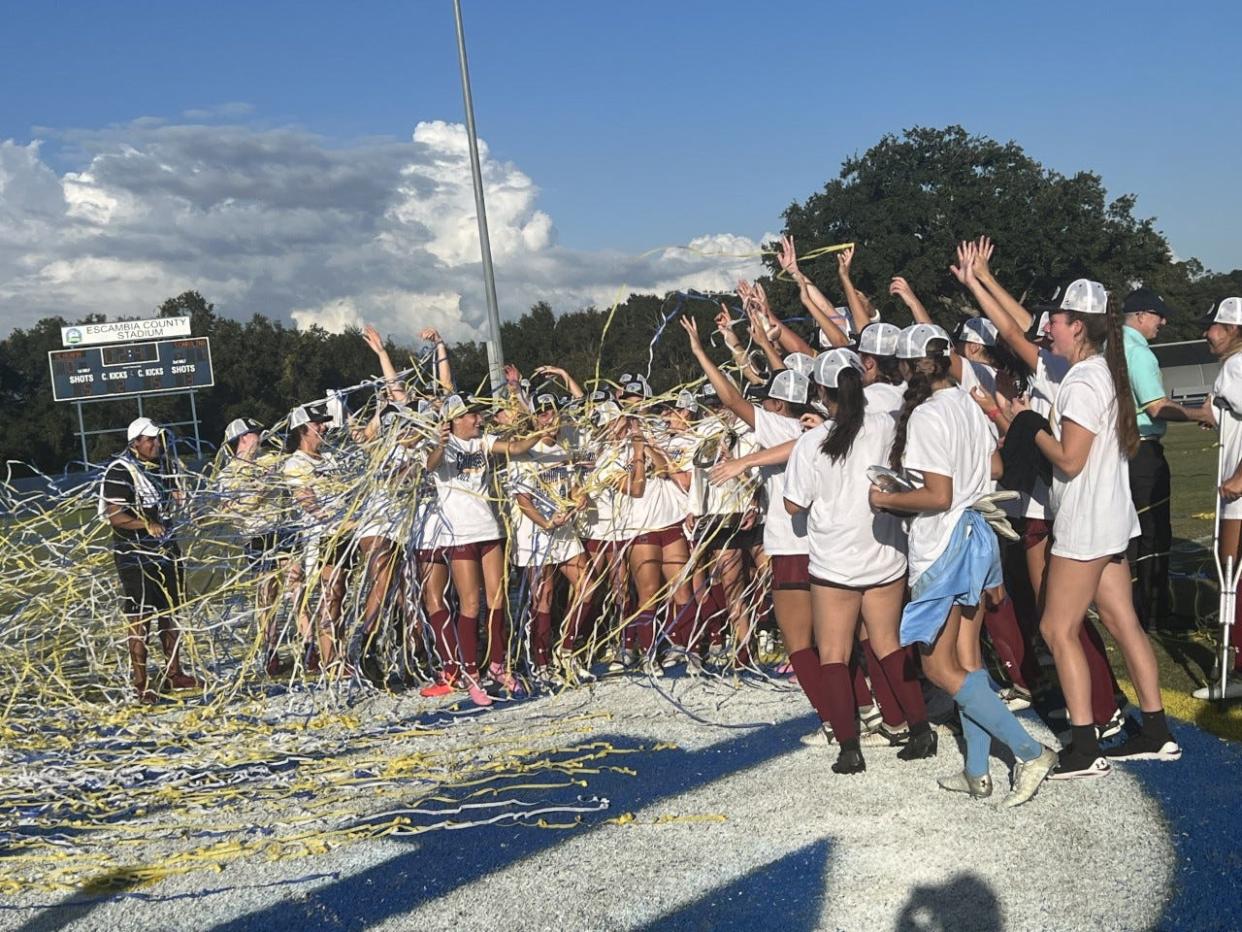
left=456, top=614, right=479, bottom=676
left=787, top=648, right=832, bottom=722
left=533, top=611, right=553, bottom=666
left=984, top=596, right=1031, bottom=691
left=864, top=639, right=905, bottom=727
left=485, top=607, right=506, bottom=669
left=821, top=662, right=860, bottom=743
left=878, top=647, right=928, bottom=727
left=633, top=610, right=657, bottom=653
left=850, top=654, right=874, bottom=710
left=428, top=609, right=458, bottom=679
left=1079, top=618, right=1121, bottom=725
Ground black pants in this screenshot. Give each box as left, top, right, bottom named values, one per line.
left=1127, top=439, right=1171, bottom=628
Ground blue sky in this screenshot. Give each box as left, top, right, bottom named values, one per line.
left=1, top=0, right=1238, bottom=338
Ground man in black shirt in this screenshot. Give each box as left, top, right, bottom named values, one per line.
left=100, top=417, right=200, bottom=703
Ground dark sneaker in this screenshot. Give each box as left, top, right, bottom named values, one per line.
left=896, top=728, right=938, bottom=761
left=1049, top=748, right=1112, bottom=781
left=1105, top=731, right=1182, bottom=762
left=832, top=745, right=866, bottom=775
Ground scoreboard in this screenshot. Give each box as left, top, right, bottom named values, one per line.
left=49, top=338, right=214, bottom=402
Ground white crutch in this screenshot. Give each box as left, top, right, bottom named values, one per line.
left=1211, top=418, right=1240, bottom=699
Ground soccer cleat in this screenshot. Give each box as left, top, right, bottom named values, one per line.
left=860, top=723, right=909, bottom=748
left=801, top=723, right=834, bottom=747
left=1002, top=746, right=1058, bottom=807
left=832, top=745, right=866, bottom=775
left=1096, top=709, right=1126, bottom=741
left=1000, top=685, right=1032, bottom=711
left=1104, top=731, right=1182, bottom=762
left=660, top=647, right=692, bottom=670
left=896, top=728, right=938, bottom=760
left=467, top=681, right=494, bottom=707
left=166, top=671, right=202, bottom=690
left=419, top=674, right=458, bottom=698
left=937, top=771, right=993, bottom=798
left=1049, top=748, right=1112, bottom=781
left=1192, top=680, right=1242, bottom=701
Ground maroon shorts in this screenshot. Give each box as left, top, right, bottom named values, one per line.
left=631, top=524, right=686, bottom=548
left=1020, top=518, right=1052, bottom=551
left=584, top=538, right=622, bottom=558
left=446, top=538, right=502, bottom=562
left=416, top=547, right=448, bottom=565
left=770, top=554, right=810, bottom=591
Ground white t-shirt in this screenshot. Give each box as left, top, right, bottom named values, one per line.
left=901, top=387, right=997, bottom=583
left=1048, top=355, right=1141, bottom=560
left=784, top=415, right=907, bottom=586
left=282, top=449, right=352, bottom=531
left=957, top=359, right=997, bottom=398
left=864, top=381, right=906, bottom=418
left=1215, top=354, right=1242, bottom=520
left=508, top=438, right=584, bottom=566
left=1021, top=350, right=1072, bottom=520
left=580, top=438, right=629, bottom=542
left=426, top=433, right=502, bottom=546
left=751, top=405, right=808, bottom=556
left=688, top=418, right=760, bottom=516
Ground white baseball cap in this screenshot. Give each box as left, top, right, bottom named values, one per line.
left=812, top=348, right=864, bottom=388
left=895, top=323, right=952, bottom=359
left=674, top=389, right=698, bottom=411
left=593, top=400, right=623, bottom=426
left=1058, top=279, right=1108, bottom=315
left=782, top=352, right=816, bottom=377
left=288, top=403, right=332, bottom=430
left=440, top=393, right=471, bottom=420
left=764, top=369, right=809, bottom=405
left=1202, top=296, right=1242, bottom=326
left=224, top=417, right=264, bottom=443
left=618, top=372, right=652, bottom=399
left=858, top=322, right=901, bottom=357
left=1035, top=312, right=1051, bottom=338
left=956, top=317, right=998, bottom=347
left=127, top=417, right=161, bottom=442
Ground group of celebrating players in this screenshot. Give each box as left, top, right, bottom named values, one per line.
left=99, top=235, right=1242, bottom=808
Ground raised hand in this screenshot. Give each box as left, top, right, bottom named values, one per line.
left=362, top=324, right=384, bottom=355
left=969, top=385, right=998, bottom=418
left=679, top=314, right=704, bottom=350
left=747, top=307, right=777, bottom=347
left=972, top=236, right=995, bottom=279
left=950, top=240, right=977, bottom=284
left=889, top=276, right=918, bottom=305
left=777, top=234, right=801, bottom=277
left=837, top=246, right=855, bottom=278
left=709, top=458, right=749, bottom=485
left=420, top=327, right=443, bottom=344
left=503, top=363, right=521, bottom=386
left=715, top=305, right=740, bottom=347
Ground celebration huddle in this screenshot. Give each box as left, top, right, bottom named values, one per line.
left=3, top=3, right=1240, bottom=929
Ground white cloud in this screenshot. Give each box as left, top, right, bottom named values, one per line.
left=0, top=116, right=766, bottom=345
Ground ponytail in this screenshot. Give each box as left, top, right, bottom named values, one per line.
left=870, top=354, right=904, bottom=386
left=1070, top=309, right=1139, bottom=457
left=890, top=347, right=952, bottom=469
left=820, top=368, right=866, bottom=463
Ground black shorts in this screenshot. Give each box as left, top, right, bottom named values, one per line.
left=245, top=529, right=299, bottom=571
left=695, top=515, right=759, bottom=553
left=115, top=549, right=184, bottom=618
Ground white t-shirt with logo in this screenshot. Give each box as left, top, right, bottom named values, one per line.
left=426, top=433, right=502, bottom=546
left=688, top=418, right=760, bottom=516
left=901, top=387, right=997, bottom=584
left=1048, top=355, right=1140, bottom=559
left=784, top=414, right=907, bottom=586
left=1215, top=354, right=1242, bottom=520
left=580, top=438, right=629, bottom=542
left=750, top=405, right=808, bottom=556
left=508, top=437, right=585, bottom=566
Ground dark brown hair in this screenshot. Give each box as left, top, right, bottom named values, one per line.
left=819, top=368, right=866, bottom=463
left=890, top=340, right=953, bottom=469
left=1067, top=309, right=1140, bottom=457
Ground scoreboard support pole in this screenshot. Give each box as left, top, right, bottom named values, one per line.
left=75, top=402, right=88, bottom=466
left=70, top=389, right=205, bottom=465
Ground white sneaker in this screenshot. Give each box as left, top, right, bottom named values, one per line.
left=1096, top=709, right=1126, bottom=741
left=800, top=724, right=834, bottom=747
left=641, top=659, right=665, bottom=679
left=1192, top=679, right=1242, bottom=700
left=1000, top=685, right=1032, bottom=711
left=608, top=648, right=638, bottom=673
left=860, top=723, right=909, bottom=747
left=705, top=643, right=728, bottom=668
left=859, top=704, right=883, bottom=734
left=937, top=770, right=993, bottom=799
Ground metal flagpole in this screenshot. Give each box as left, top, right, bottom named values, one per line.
left=452, top=0, right=506, bottom=396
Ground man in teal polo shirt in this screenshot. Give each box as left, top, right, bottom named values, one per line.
left=1122, top=288, right=1211, bottom=628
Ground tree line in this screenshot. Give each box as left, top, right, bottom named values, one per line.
left=2, top=126, right=1236, bottom=473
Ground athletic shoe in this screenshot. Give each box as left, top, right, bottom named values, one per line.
left=1097, top=709, right=1126, bottom=741
left=859, top=704, right=883, bottom=734
left=467, top=681, right=493, bottom=707
left=1001, top=746, right=1058, bottom=807
left=530, top=666, right=552, bottom=690
left=488, top=663, right=524, bottom=695
left=937, top=771, right=993, bottom=799
left=553, top=649, right=596, bottom=684
left=419, top=674, right=458, bottom=698
left=1000, top=685, right=1032, bottom=711
left=896, top=728, right=938, bottom=761
left=832, top=746, right=866, bottom=775
left=860, top=722, right=909, bottom=747
left=1048, top=748, right=1111, bottom=781
left=265, top=653, right=289, bottom=677
left=661, top=647, right=693, bottom=670
left=1192, top=680, right=1242, bottom=700
left=641, top=659, right=665, bottom=679
left=166, top=671, right=202, bottom=690
left=800, top=724, right=834, bottom=747
left=608, top=648, right=638, bottom=673
left=1104, top=731, right=1182, bottom=762
left=705, top=643, right=728, bottom=669
left=136, top=687, right=160, bottom=705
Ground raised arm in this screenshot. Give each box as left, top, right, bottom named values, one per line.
left=708, top=437, right=796, bottom=485
left=967, top=238, right=1034, bottom=333
left=680, top=315, right=755, bottom=429
left=752, top=281, right=816, bottom=357
left=837, top=247, right=874, bottom=335
left=421, top=328, right=454, bottom=395
left=747, top=306, right=787, bottom=374
left=951, top=241, right=1039, bottom=373
left=897, top=270, right=963, bottom=382
left=778, top=235, right=850, bottom=348
left=363, top=324, right=408, bottom=404
left=715, top=305, right=765, bottom=385
left=533, top=365, right=585, bottom=399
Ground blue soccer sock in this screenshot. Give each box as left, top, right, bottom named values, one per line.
left=958, top=707, right=992, bottom=778
left=954, top=669, right=1041, bottom=763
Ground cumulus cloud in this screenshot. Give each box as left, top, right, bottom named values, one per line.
left=0, top=115, right=766, bottom=344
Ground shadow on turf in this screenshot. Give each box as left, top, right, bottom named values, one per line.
left=206, top=714, right=819, bottom=932
left=895, top=872, right=1002, bottom=932
left=13, top=869, right=142, bottom=932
